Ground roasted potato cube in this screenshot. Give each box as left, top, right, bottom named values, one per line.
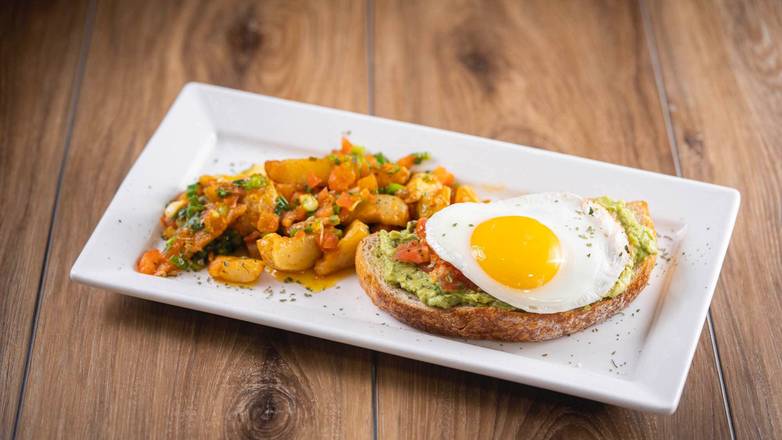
left=353, top=194, right=410, bottom=226
left=265, top=158, right=333, bottom=185
left=454, top=185, right=479, bottom=203
left=416, top=186, right=451, bottom=218
left=404, top=172, right=442, bottom=203
left=208, top=256, right=264, bottom=283
left=314, top=220, right=370, bottom=275
left=257, top=233, right=322, bottom=271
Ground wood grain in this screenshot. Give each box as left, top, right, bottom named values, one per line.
left=648, top=0, right=782, bottom=437
left=373, top=0, right=730, bottom=437
left=15, top=0, right=372, bottom=438
left=0, top=1, right=88, bottom=437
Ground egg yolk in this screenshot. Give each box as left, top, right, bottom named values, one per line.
left=470, top=216, right=562, bottom=290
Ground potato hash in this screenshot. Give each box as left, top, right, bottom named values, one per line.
left=136, top=138, right=480, bottom=284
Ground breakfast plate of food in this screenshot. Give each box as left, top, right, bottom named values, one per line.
left=71, top=83, right=739, bottom=413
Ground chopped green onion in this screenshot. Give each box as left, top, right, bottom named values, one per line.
left=164, top=237, right=177, bottom=251
left=236, top=174, right=267, bottom=190
left=169, top=255, right=188, bottom=270
left=373, top=152, right=389, bottom=164
left=299, top=194, right=319, bottom=212
left=217, top=187, right=230, bottom=198
left=382, top=183, right=405, bottom=195
left=350, top=144, right=366, bottom=155
left=412, top=152, right=431, bottom=164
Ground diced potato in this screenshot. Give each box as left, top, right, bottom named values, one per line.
left=404, top=172, right=442, bottom=203
left=454, top=185, right=479, bottom=203
left=257, top=233, right=322, bottom=271
left=314, top=220, right=370, bottom=275
left=328, top=162, right=357, bottom=192
left=265, top=158, right=333, bottom=185
left=353, top=194, right=410, bottom=226
left=356, top=174, right=378, bottom=192
left=208, top=256, right=264, bottom=283
left=416, top=186, right=451, bottom=218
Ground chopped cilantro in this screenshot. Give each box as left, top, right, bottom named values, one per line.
left=274, top=195, right=290, bottom=215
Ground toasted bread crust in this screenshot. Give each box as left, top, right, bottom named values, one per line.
left=355, top=201, right=656, bottom=342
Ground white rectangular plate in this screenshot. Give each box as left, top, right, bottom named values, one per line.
left=71, top=83, right=739, bottom=413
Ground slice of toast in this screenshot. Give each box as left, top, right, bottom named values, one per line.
left=355, top=201, right=656, bottom=342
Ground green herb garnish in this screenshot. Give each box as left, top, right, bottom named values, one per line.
left=235, top=174, right=267, bottom=190
left=274, top=195, right=290, bottom=215
left=412, top=152, right=430, bottom=164
left=381, top=183, right=404, bottom=195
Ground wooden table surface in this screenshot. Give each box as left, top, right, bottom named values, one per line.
left=2, top=0, right=780, bottom=438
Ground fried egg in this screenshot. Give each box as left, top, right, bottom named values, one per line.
left=425, top=192, right=631, bottom=313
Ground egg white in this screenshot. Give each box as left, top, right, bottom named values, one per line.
left=425, top=192, right=631, bottom=314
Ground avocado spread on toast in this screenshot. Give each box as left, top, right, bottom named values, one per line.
left=375, top=197, right=657, bottom=310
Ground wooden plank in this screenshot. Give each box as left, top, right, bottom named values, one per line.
left=16, top=0, right=372, bottom=437
left=648, top=0, right=782, bottom=437
left=372, top=0, right=731, bottom=437
left=0, top=1, right=88, bottom=437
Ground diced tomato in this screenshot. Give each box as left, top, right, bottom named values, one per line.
left=137, top=249, right=166, bottom=275
left=320, top=228, right=340, bottom=251
left=316, top=187, right=333, bottom=204
left=315, top=204, right=333, bottom=218
left=336, top=191, right=359, bottom=210
left=282, top=206, right=307, bottom=228
left=397, top=154, right=415, bottom=169
left=328, top=163, right=357, bottom=192
left=306, top=172, right=323, bottom=189
left=415, top=217, right=428, bottom=240
left=256, top=212, right=279, bottom=233
left=243, top=230, right=261, bottom=243
left=340, top=137, right=354, bottom=154
left=428, top=256, right=475, bottom=292
left=432, top=166, right=455, bottom=186
left=394, top=240, right=430, bottom=264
